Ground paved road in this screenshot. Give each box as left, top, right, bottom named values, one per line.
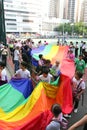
left=68, top=85, right=87, bottom=129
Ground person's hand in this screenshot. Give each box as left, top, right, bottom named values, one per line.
left=76, top=95, right=80, bottom=99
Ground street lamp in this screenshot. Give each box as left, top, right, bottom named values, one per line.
left=0, top=0, right=6, bottom=45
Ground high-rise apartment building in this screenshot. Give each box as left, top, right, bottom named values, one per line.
left=74, top=0, right=84, bottom=22
left=67, top=0, right=76, bottom=22
left=83, top=0, right=87, bottom=23
left=63, top=0, right=69, bottom=19
left=4, top=0, right=43, bottom=33
left=66, top=0, right=84, bottom=23
left=48, top=0, right=64, bottom=19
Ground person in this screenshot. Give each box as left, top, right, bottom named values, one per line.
left=75, top=55, right=85, bottom=74
left=44, top=41, right=48, bottom=45
left=50, top=61, right=60, bottom=80
left=37, top=59, right=51, bottom=76
left=36, top=54, right=45, bottom=74
left=75, top=42, right=79, bottom=58
left=14, top=46, right=21, bottom=72
left=72, top=71, right=85, bottom=113
left=37, top=67, right=53, bottom=83
left=69, top=42, right=75, bottom=53
left=37, top=40, right=42, bottom=48
left=26, top=46, right=32, bottom=71
left=82, top=42, right=86, bottom=55
left=38, top=54, right=44, bottom=66
left=46, top=104, right=62, bottom=130
left=83, top=51, right=87, bottom=64
left=67, top=50, right=75, bottom=61
left=1, top=46, right=8, bottom=66
left=80, top=41, right=83, bottom=54
left=64, top=71, right=85, bottom=118
left=68, top=114, right=87, bottom=130
left=14, top=61, right=31, bottom=78
left=0, top=62, right=8, bottom=82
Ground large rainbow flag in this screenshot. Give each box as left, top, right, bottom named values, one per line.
left=0, top=45, right=75, bottom=130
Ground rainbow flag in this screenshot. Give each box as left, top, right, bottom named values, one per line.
left=0, top=45, right=75, bottom=129
left=32, top=45, right=68, bottom=64
left=0, top=78, right=73, bottom=130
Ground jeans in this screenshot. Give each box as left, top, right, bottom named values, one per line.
left=14, top=60, right=19, bottom=72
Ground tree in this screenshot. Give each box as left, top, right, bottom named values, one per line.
left=54, top=22, right=87, bottom=36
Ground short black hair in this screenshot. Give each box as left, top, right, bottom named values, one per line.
left=45, top=59, right=51, bottom=64
left=75, top=71, right=83, bottom=78
left=42, top=67, right=50, bottom=74
left=21, top=61, right=27, bottom=68
left=79, top=55, right=83, bottom=57
left=51, top=104, right=62, bottom=117
left=39, top=54, right=43, bottom=59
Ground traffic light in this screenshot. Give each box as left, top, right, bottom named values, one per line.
left=0, top=0, right=6, bottom=45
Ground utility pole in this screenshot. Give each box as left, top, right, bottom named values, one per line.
left=0, top=0, right=6, bottom=45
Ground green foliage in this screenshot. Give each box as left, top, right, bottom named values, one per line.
left=54, top=22, right=87, bottom=35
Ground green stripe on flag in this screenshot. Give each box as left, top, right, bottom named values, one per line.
left=33, top=45, right=52, bottom=60
left=0, top=83, right=26, bottom=113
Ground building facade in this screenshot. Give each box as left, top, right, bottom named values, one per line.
left=83, top=0, right=87, bottom=24
left=67, top=0, right=76, bottom=22
left=4, top=0, right=43, bottom=33
left=48, top=0, right=64, bottom=19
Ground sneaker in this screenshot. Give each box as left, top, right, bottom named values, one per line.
left=63, top=114, right=71, bottom=118
left=74, top=109, right=78, bottom=113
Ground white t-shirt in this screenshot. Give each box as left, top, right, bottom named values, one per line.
left=1, top=68, right=7, bottom=81
left=14, top=49, right=20, bottom=61
left=38, top=59, right=44, bottom=66
left=72, top=77, right=85, bottom=90
left=39, top=73, right=53, bottom=83
left=82, top=44, right=86, bottom=49
left=16, top=69, right=31, bottom=78
left=52, top=65, right=60, bottom=76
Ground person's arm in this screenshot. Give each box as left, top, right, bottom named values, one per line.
left=28, top=71, right=31, bottom=78
left=77, top=89, right=85, bottom=99
left=68, top=115, right=87, bottom=130
left=13, top=70, right=20, bottom=78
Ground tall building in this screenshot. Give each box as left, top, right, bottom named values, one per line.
left=48, top=0, right=64, bottom=19
left=83, top=0, right=87, bottom=24
left=80, top=0, right=85, bottom=22
left=4, top=0, right=43, bottom=33
left=68, top=0, right=76, bottom=23
left=63, top=0, right=69, bottom=19
left=74, top=0, right=84, bottom=22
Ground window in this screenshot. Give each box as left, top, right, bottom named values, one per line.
left=7, top=23, right=16, bottom=25
left=5, top=19, right=16, bottom=21
left=23, top=19, right=33, bottom=23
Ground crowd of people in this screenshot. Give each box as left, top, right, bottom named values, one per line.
left=0, top=38, right=87, bottom=129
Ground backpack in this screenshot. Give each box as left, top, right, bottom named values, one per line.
left=73, top=79, right=83, bottom=98
left=52, top=117, right=68, bottom=130
left=72, top=79, right=85, bottom=105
